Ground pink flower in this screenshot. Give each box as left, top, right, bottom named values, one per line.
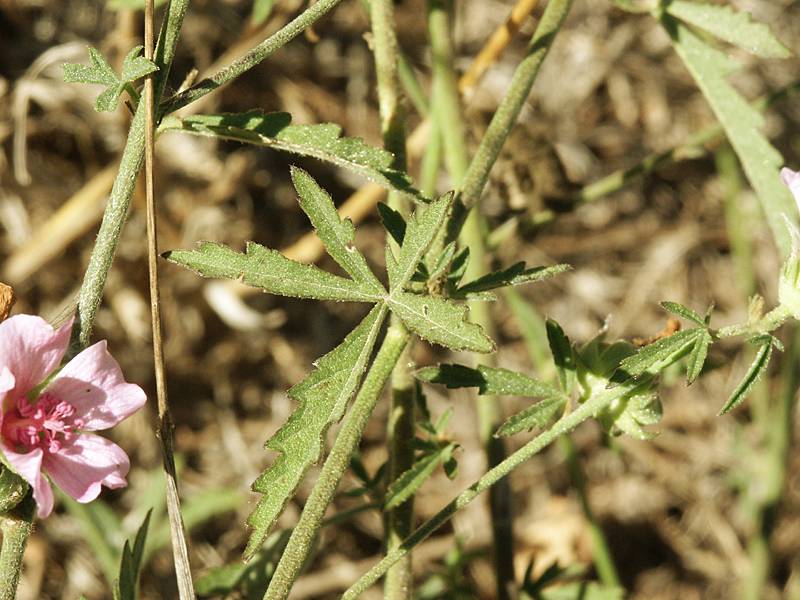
left=0, top=315, right=146, bottom=518
left=781, top=167, right=800, bottom=209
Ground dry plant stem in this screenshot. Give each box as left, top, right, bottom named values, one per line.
left=0, top=494, right=34, bottom=600
left=369, top=0, right=416, bottom=596
left=428, top=3, right=515, bottom=595
left=741, top=326, right=800, bottom=600
left=144, top=1, right=195, bottom=597
left=73, top=0, right=190, bottom=350
left=455, top=0, right=573, bottom=227
left=165, top=0, right=345, bottom=113
left=342, top=389, right=612, bottom=599
left=263, top=319, right=407, bottom=600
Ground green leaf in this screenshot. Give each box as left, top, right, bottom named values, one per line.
left=387, top=291, right=494, bottom=353
left=428, top=241, right=457, bottom=282
left=660, top=301, right=706, bottom=327
left=546, top=319, right=576, bottom=394
left=377, top=202, right=407, bottom=246
left=63, top=46, right=156, bottom=112
left=416, top=363, right=561, bottom=397
left=245, top=304, right=387, bottom=558
left=686, top=329, right=712, bottom=385
left=719, top=336, right=774, bottom=415
left=416, top=363, right=487, bottom=389
left=251, top=0, right=276, bottom=25
left=384, top=443, right=457, bottom=510
left=454, top=262, right=570, bottom=297
left=159, top=111, right=423, bottom=199
left=495, top=396, right=566, bottom=437
left=164, top=241, right=383, bottom=303
left=290, top=167, right=384, bottom=291
left=114, top=510, right=152, bottom=600
left=391, top=194, right=453, bottom=291
left=618, top=329, right=702, bottom=378
left=447, top=247, right=470, bottom=289
left=665, top=1, right=790, bottom=59
left=663, top=16, right=797, bottom=255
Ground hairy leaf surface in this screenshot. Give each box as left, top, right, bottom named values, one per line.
left=660, top=301, right=706, bottom=327
left=686, top=329, right=713, bottom=385
left=164, top=241, right=382, bottom=303
left=495, top=396, right=566, bottom=438
left=159, top=111, right=423, bottom=199
left=245, top=304, right=387, bottom=558
left=664, top=16, right=796, bottom=254
left=666, top=1, right=790, bottom=58
left=454, top=262, right=570, bottom=297
left=719, top=335, right=776, bottom=415
left=618, top=329, right=702, bottom=378
left=388, top=291, right=494, bottom=353
left=384, top=443, right=457, bottom=510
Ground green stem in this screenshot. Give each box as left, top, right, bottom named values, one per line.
left=369, top=0, right=415, bottom=596
left=165, top=0, right=345, bottom=114
left=428, top=3, right=515, bottom=595
left=741, top=326, right=800, bottom=600
left=342, top=390, right=611, bottom=599
left=0, top=493, right=35, bottom=600
left=455, top=0, right=573, bottom=218
left=72, top=0, right=190, bottom=349
left=263, top=322, right=409, bottom=600
left=558, top=436, right=620, bottom=587
left=717, top=305, right=792, bottom=340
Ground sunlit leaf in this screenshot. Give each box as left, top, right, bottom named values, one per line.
left=660, top=301, right=706, bottom=327
left=384, top=442, right=457, bottom=510
left=618, top=329, right=702, bottom=378
left=719, top=335, right=777, bottom=415
left=454, top=262, right=570, bottom=298
left=245, top=305, right=387, bottom=558
left=686, top=329, right=713, bottom=385
left=391, top=194, right=452, bottom=290
left=495, top=396, right=566, bottom=437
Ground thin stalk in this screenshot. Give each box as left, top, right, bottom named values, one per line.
left=144, top=1, right=195, bottom=597
left=263, top=322, right=409, bottom=600
left=342, top=389, right=612, bottom=599
left=558, top=436, right=620, bottom=587
left=0, top=493, right=34, bottom=600
left=741, top=326, right=800, bottom=600
left=72, top=0, right=190, bottom=350
left=452, top=0, right=573, bottom=238
left=717, top=305, right=792, bottom=340
left=369, top=0, right=415, bottom=596
left=429, top=2, right=515, bottom=595
left=165, top=0, right=346, bottom=114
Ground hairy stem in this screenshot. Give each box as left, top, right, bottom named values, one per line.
left=165, top=0, right=345, bottom=114
left=264, top=321, right=408, bottom=600
left=429, top=3, right=515, bottom=595
left=369, top=0, right=416, bottom=596
left=72, top=0, right=190, bottom=350
left=342, top=390, right=611, bottom=598
left=0, top=493, right=35, bottom=600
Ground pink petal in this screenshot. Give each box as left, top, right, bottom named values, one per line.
left=0, top=315, right=73, bottom=400
left=45, top=341, right=146, bottom=431
left=0, top=368, right=15, bottom=429
left=781, top=167, right=800, bottom=210
left=43, top=434, right=130, bottom=504
left=2, top=444, right=53, bottom=518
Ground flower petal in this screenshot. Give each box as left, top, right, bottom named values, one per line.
left=46, top=341, right=146, bottom=430
left=781, top=167, right=800, bottom=210
left=1, top=445, right=53, bottom=518
left=0, top=315, right=72, bottom=399
left=43, top=433, right=130, bottom=503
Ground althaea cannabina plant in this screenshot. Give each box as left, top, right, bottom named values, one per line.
left=0, top=315, right=146, bottom=517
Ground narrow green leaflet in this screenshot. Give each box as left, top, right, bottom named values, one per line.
left=665, top=1, right=790, bottom=59
left=113, top=511, right=152, bottom=600
left=245, top=304, right=387, bottom=558
left=454, top=262, right=570, bottom=298
left=391, top=194, right=453, bottom=290
left=719, top=335, right=776, bottom=415
left=159, top=111, right=423, bottom=199
left=377, top=202, right=407, bottom=246
left=546, top=319, right=576, bottom=394
left=384, top=443, right=457, bottom=510
left=290, top=167, right=384, bottom=291
left=63, top=46, right=157, bottom=112
left=660, top=301, right=705, bottom=327
left=416, top=363, right=487, bottom=389
left=164, top=241, right=382, bottom=303
left=416, top=363, right=562, bottom=397
left=618, top=328, right=702, bottom=378
left=495, top=396, right=566, bottom=438
left=388, top=291, right=494, bottom=353
left=686, top=329, right=713, bottom=385
left=663, top=16, right=797, bottom=255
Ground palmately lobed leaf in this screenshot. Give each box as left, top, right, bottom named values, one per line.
left=387, top=291, right=494, bottom=353
left=666, top=1, right=791, bottom=59
left=158, top=111, right=424, bottom=199
left=246, top=304, right=388, bottom=558
left=164, top=241, right=383, bottom=303
left=290, top=167, right=384, bottom=292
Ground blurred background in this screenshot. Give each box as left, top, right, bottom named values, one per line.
left=2, top=0, right=800, bottom=597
